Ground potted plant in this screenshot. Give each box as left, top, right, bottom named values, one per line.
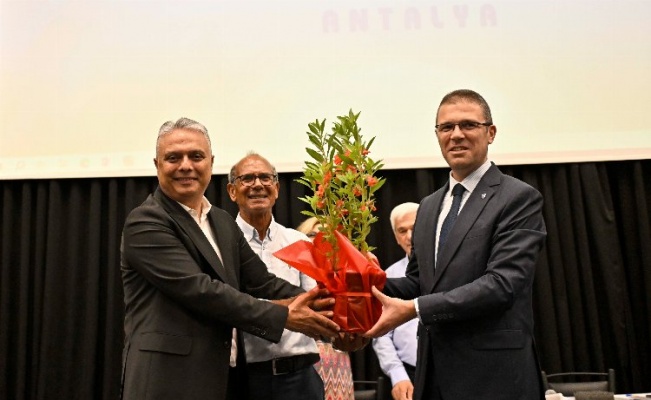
left=274, top=110, right=386, bottom=333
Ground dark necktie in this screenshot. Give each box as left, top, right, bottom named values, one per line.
left=438, top=183, right=466, bottom=258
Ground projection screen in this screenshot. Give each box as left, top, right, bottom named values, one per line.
left=1, top=0, right=650, bottom=179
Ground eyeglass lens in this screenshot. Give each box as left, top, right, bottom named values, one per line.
left=437, top=120, right=487, bottom=133
left=238, top=173, right=276, bottom=186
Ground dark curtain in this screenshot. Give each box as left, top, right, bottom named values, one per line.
left=1, top=160, right=650, bottom=399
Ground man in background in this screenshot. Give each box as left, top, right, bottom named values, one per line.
left=121, top=119, right=338, bottom=400
left=227, top=152, right=324, bottom=400
left=372, top=202, right=419, bottom=400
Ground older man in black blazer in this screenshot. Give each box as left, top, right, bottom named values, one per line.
left=120, top=118, right=339, bottom=400
left=366, top=90, right=547, bottom=400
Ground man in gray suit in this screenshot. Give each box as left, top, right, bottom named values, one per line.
left=120, top=118, right=339, bottom=400
left=366, top=90, right=547, bottom=399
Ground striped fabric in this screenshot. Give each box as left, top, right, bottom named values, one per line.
left=314, top=341, right=355, bottom=400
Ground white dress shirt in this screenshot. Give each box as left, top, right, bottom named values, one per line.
left=372, top=256, right=418, bottom=386
left=236, top=215, right=319, bottom=363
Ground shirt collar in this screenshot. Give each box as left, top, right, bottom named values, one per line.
left=235, top=214, right=275, bottom=242
left=178, top=197, right=212, bottom=222
left=448, top=159, right=492, bottom=195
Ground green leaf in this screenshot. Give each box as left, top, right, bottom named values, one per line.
left=304, top=160, right=320, bottom=170
left=308, top=122, right=320, bottom=135
left=295, top=179, right=313, bottom=189
left=370, top=179, right=386, bottom=193
left=305, top=147, right=324, bottom=163
left=308, top=134, right=322, bottom=149
left=300, top=210, right=316, bottom=218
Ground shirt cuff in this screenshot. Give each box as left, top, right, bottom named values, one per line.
left=389, top=368, right=411, bottom=387
left=413, top=298, right=423, bottom=323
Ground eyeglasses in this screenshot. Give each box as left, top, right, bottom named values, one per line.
left=232, top=173, right=277, bottom=187
left=435, top=120, right=492, bottom=134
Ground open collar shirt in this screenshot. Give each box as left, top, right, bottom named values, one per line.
left=372, top=255, right=419, bottom=385
left=235, top=214, right=319, bottom=362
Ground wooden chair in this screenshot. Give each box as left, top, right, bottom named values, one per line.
left=541, top=369, right=616, bottom=397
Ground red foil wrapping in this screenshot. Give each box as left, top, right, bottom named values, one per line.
left=273, top=230, right=386, bottom=333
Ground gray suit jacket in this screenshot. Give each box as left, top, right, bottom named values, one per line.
left=385, top=164, right=547, bottom=400
left=120, top=188, right=303, bottom=400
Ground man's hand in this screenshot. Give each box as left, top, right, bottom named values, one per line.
left=271, top=289, right=334, bottom=310
left=309, top=291, right=336, bottom=313
left=285, top=287, right=339, bottom=339
left=270, top=296, right=295, bottom=307
left=331, top=332, right=370, bottom=352
left=391, top=380, right=414, bottom=400
left=364, top=286, right=417, bottom=338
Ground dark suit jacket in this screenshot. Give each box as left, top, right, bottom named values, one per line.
left=120, top=188, right=303, bottom=400
left=385, top=164, right=547, bottom=400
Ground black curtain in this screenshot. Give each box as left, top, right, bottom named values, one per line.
left=1, top=160, right=650, bottom=399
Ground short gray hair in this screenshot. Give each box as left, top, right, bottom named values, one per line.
left=228, top=151, right=277, bottom=184
left=156, top=117, right=211, bottom=156
left=390, top=202, right=419, bottom=231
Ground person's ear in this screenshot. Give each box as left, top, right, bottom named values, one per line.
left=227, top=182, right=237, bottom=201
left=487, top=125, right=496, bottom=144
left=273, top=181, right=280, bottom=199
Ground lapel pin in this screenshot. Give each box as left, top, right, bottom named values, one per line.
left=481, top=193, right=486, bottom=199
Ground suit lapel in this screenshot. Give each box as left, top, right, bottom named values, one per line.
left=207, top=211, right=239, bottom=288
left=154, top=188, right=233, bottom=285
left=431, top=166, right=502, bottom=290
left=418, top=186, right=447, bottom=294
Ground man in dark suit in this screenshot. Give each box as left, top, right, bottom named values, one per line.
left=366, top=90, right=547, bottom=400
left=120, top=117, right=339, bottom=400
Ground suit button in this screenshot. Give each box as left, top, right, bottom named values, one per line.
left=260, top=329, right=267, bottom=336
left=223, top=341, right=230, bottom=348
